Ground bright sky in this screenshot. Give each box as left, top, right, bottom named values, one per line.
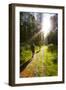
left=41, top=14, right=55, bottom=38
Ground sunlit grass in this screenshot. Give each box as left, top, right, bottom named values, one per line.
left=20, top=46, right=32, bottom=64
left=43, top=45, right=58, bottom=76
left=20, top=45, right=58, bottom=77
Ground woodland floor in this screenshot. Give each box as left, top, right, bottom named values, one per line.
left=20, top=45, right=58, bottom=77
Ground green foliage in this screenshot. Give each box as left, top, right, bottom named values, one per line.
left=35, top=46, right=41, bottom=53
left=20, top=44, right=32, bottom=65
left=20, top=12, right=44, bottom=46
left=20, top=45, right=58, bottom=77
left=43, top=45, right=58, bottom=76
left=47, top=44, right=57, bottom=52
left=45, top=30, right=58, bottom=46
left=20, top=13, right=58, bottom=77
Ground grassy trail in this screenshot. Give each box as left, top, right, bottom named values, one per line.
left=20, top=45, right=58, bottom=77
left=20, top=46, right=46, bottom=77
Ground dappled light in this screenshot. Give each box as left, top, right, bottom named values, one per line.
left=20, top=12, right=58, bottom=77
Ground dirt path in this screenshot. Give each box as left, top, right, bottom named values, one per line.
left=20, top=46, right=46, bottom=77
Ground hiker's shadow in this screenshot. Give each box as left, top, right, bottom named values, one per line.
left=20, top=58, right=33, bottom=72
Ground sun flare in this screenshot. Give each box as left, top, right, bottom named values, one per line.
left=41, top=14, right=52, bottom=38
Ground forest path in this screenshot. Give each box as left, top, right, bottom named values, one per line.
left=20, top=46, right=46, bottom=77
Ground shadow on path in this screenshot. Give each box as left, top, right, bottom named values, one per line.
left=20, top=58, right=33, bottom=72
left=36, top=50, right=40, bottom=54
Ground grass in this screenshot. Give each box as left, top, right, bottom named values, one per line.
left=43, top=45, right=58, bottom=76
left=20, top=45, right=41, bottom=65
left=20, top=46, right=32, bottom=64
left=20, top=44, right=58, bottom=76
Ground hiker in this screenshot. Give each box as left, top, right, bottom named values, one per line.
left=30, top=43, right=35, bottom=58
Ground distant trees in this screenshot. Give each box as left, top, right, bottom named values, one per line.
left=20, top=12, right=58, bottom=47
left=20, top=12, right=44, bottom=46
left=44, top=14, right=58, bottom=46
left=20, top=12, right=35, bottom=43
